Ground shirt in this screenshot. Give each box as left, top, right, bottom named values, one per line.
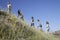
left=7, top=4, right=11, bottom=9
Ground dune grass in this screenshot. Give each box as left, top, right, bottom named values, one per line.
left=0, top=10, right=60, bottom=40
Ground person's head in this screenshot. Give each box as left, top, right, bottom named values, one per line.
left=7, top=1, right=10, bottom=4
left=37, top=19, right=40, bottom=22
left=31, top=16, right=34, bottom=19
left=18, top=9, right=21, bottom=12
left=46, top=21, right=49, bottom=24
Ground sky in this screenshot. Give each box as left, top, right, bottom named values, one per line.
left=0, top=0, right=60, bottom=32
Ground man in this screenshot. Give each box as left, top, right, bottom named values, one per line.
left=31, top=16, right=34, bottom=26
left=18, top=9, right=24, bottom=20
left=46, top=21, right=50, bottom=32
left=37, top=19, right=43, bottom=31
left=7, top=1, right=11, bottom=13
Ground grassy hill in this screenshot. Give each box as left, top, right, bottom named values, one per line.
left=0, top=10, right=59, bottom=40
left=53, top=30, right=60, bottom=38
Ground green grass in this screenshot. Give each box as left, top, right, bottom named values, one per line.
left=0, top=10, right=60, bottom=40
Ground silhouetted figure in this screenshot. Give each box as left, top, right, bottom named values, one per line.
left=37, top=19, right=43, bottom=31
left=46, top=21, right=50, bottom=32
left=7, top=1, right=11, bottom=13
left=31, top=16, right=34, bottom=26
left=18, top=9, right=24, bottom=20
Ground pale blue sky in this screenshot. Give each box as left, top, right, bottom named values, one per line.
left=0, top=0, right=60, bottom=32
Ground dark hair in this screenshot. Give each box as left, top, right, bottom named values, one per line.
left=37, top=19, right=40, bottom=22
left=18, top=9, right=22, bottom=15
left=46, top=21, right=49, bottom=24
left=40, top=24, right=42, bottom=27
left=31, top=16, right=34, bottom=19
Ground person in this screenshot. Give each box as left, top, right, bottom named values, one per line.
left=46, top=21, right=50, bottom=32
left=37, top=19, right=43, bottom=31
left=18, top=9, right=24, bottom=20
left=31, top=16, right=34, bottom=26
left=7, top=1, right=12, bottom=13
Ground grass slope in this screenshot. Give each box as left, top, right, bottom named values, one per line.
left=0, top=10, right=59, bottom=40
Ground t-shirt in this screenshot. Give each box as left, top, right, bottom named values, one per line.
left=46, top=24, right=49, bottom=28
left=32, top=19, right=34, bottom=23
left=7, top=4, right=11, bottom=9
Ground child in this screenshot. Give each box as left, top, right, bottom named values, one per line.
left=31, top=16, right=34, bottom=26
left=7, top=1, right=11, bottom=13
left=46, top=21, right=50, bottom=32
left=37, top=19, right=43, bottom=31
left=18, top=9, right=24, bottom=20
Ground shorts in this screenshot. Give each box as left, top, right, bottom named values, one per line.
left=31, top=23, right=34, bottom=26
left=46, top=27, right=50, bottom=32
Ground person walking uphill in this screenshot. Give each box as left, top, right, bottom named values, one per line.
left=46, top=21, right=50, bottom=32
left=7, top=1, right=12, bottom=13
left=31, top=16, right=34, bottom=27
left=37, top=19, right=43, bottom=31
left=18, top=9, right=24, bottom=20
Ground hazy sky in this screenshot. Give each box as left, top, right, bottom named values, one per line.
left=0, top=0, right=60, bottom=32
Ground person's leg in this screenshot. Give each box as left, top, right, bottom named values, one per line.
left=9, top=8, right=11, bottom=13
left=40, top=27, right=43, bottom=31
left=31, top=23, right=33, bottom=26
left=32, top=23, right=34, bottom=26
left=47, top=27, right=50, bottom=32
left=21, top=16, right=24, bottom=20
left=31, top=23, right=34, bottom=26
left=7, top=8, right=9, bottom=13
